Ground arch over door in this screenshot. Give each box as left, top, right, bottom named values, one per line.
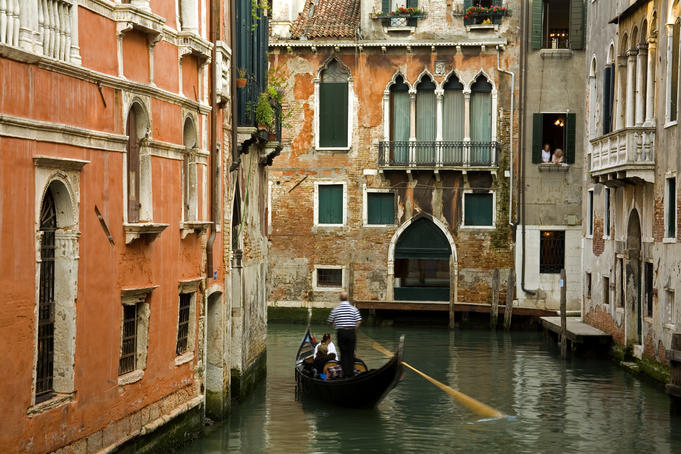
left=394, top=218, right=451, bottom=301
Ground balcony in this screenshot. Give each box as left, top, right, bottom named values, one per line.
left=378, top=141, right=499, bottom=170
left=590, top=127, right=655, bottom=185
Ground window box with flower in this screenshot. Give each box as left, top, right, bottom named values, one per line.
left=463, top=4, right=509, bottom=27
left=370, top=7, right=425, bottom=28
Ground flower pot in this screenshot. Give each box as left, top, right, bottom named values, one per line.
left=237, top=78, right=247, bottom=88
left=268, top=132, right=277, bottom=142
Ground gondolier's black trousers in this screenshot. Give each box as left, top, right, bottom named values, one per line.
left=336, top=328, right=356, bottom=378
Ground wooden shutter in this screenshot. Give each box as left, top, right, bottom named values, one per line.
left=464, top=193, right=494, bottom=226
left=602, top=65, right=612, bottom=134
left=319, top=83, right=348, bottom=148
left=318, top=185, right=343, bottom=224
left=532, top=113, right=543, bottom=164
left=368, top=193, right=395, bottom=224
left=566, top=112, right=576, bottom=164
left=569, top=0, right=585, bottom=50
left=407, top=0, right=418, bottom=26
left=382, top=0, right=390, bottom=13
left=531, top=0, right=544, bottom=50
left=127, top=109, right=140, bottom=222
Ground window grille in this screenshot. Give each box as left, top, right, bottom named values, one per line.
left=317, top=268, right=342, bottom=287
left=36, top=190, right=56, bottom=403
left=176, top=293, right=192, bottom=355
left=539, top=230, right=565, bottom=274
left=119, top=304, right=139, bottom=375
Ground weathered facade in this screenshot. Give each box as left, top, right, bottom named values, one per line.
left=267, top=0, right=520, bottom=308
left=515, top=0, right=586, bottom=310
left=0, top=0, right=273, bottom=451
left=582, top=0, right=680, bottom=365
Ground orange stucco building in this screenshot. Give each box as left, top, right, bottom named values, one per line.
left=0, top=0, right=274, bottom=452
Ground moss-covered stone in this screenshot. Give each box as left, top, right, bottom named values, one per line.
left=205, top=387, right=231, bottom=421
left=231, top=349, right=267, bottom=403
left=610, top=344, right=670, bottom=386
left=116, top=403, right=203, bottom=454
left=267, top=306, right=331, bottom=324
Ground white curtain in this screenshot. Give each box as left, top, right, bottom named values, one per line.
left=392, top=91, right=410, bottom=163
left=416, top=88, right=436, bottom=163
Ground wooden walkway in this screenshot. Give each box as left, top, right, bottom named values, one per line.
left=354, top=301, right=557, bottom=317
left=540, top=316, right=611, bottom=342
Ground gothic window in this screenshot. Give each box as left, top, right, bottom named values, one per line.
left=183, top=117, right=198, bottom=222
left=415, top=75, right=436, bottom=164
left=318, top=60, right=350, bottom=148
left=389, top=75, right=410, bottom=164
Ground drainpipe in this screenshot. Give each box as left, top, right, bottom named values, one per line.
left=228, top=0, right=240, bottom=173
left=520, top=0, right=536, bottom=295
left=496, top=45, right=515, bottom=227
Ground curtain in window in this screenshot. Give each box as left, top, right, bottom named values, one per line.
left=392, top=89, right=410, bottom=164
left=443, top=90, right=464, bottom=141
left=470, top=77, right=492, bottom=164
left=416, top=78, right=436, bottom=164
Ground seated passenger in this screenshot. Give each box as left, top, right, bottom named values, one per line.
left=313, top=333, right=337, bottom=359
left=313, top=344, right=329, bottom=374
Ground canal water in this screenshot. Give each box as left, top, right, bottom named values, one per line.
left=186, top=324, right=681, bottom=453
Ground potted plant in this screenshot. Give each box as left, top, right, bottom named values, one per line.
left=254, top=92, right=274, bottom=132
left=236, top=68, right=247, bottom=89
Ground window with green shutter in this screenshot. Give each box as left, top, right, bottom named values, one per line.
left=464, top=193, right=494, bottom=226
left=367, top=192, right=395, bottom=225
left=319, top=60, right=349, bottom=148
left=318, top=184, right=344, bottom=225
left=532, top=1, right=584, bottom=50
left=532, top=112, right=575, bottom=164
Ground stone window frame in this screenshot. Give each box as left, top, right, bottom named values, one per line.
left=665, top=6, right=681, bottom=127
left=460, top=189, right=496, bottom=230
left=664, top=172, right=677, bottom=242
left=28, top=157, right=88, bottom=416
left=175, top=279, right=201, bottom=366
left=585, top=271, right=592, bottom=300
left=312, top=265, right=346, bottom=292
left=118, top=286, right=156, bottom=386
left=313, top=180, right=348, bottom=228
left=362, top=184, right=396, bottom=227
left=664, top=287, right=676, bottom=330
left=603, top=186, right=611, bottom=239
left=314, top=57, right=354, bottom=152
left=586, top=188, right=594, bottom=238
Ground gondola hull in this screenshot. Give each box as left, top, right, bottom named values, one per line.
left=295, top=330, right=403, bottom=409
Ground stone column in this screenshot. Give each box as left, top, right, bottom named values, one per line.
left=616, top=55, right=627, bottom=130
left=382, top=91, right=390, bottom=142
left=18, top=0, right=40, bottom=53
left=130, top=0, right=151, bottom=11
left=409, top=89, right=416, bottom=164
left=435, top=88, right=444, bottom=165
left=69, top=1, right=81, bottom=65
left=625, top=50, right=637, bottom=128
left=180, top=0, right=199, bottom=33
left=635, top=45, right=647, bottom=126
left=463, top=89, right=471, bottom=140
left=644, top=39, right=656, bottom=126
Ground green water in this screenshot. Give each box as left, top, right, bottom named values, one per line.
left=186, top=324, right=681, bottom=453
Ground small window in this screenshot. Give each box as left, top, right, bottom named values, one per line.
left=367, top=192, right=395, bottom=225
left=539, top=230, right=565, bottom=274
left=645, top=262, right=653, bottom=318
left=666, top=289, right=675, bottom=325
left=586, top=189, right=594, bottom=236
left=604, top=187, right=610, bottom=237
left=532, top=113, right=576, bottom=164
left=618, top=257, right=624, bottom=308
left=316, top=268, right=343, bottom=288
left=119, top=304, right=139, bottom=376
left=666, top=177, right=676, bottom=239
left=603, top=276, right=610, bottom=306
left=176, top=293, right=192, bottom=355
left=585, top=272, right=591, bottom=299
left=532, top=0, right=584, bottom=50
left=463, top=192, right=494, bottom=227
left=317, top=184, right=344, bottom=225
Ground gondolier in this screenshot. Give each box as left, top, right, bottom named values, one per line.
left=327, top=291, right=361, bottom=378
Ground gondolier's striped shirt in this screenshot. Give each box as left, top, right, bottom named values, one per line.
left=327, top=301, right=361, bottom=329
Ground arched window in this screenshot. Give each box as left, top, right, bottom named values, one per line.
left=36, top=188, right=57, bottom=403
left=443, top=75, right=464, bottom=142
left=603, top=44, right=615, bottom=134
left=670, top=18, right=680, bottom=122
left=126, top=103, right=148, bottom=223
left=470, top=76, right=493, bottom=164
left=390, top=75, right=410, bottom=164
left=318, top=59, right=349, bottom=148
left=589, top=57, right=598, bottom=137
left=416, top=75, right=436, bottom=163
left=183, top=117, right=198, bottom=222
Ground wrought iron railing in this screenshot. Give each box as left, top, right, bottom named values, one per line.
left=378, top=141, right=499, bottom=168
left=272, top=101, right=282, bottom=142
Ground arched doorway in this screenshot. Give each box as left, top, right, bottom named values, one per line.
left=626, top=209, right=642, bottom=344
left=392, top=217, right=453, bottom=301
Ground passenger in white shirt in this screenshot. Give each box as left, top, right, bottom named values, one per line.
left=313, top=333, right=337, bottom=359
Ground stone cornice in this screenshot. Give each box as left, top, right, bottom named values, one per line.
left=270, top=38, right=508, bottom=49
left=33, top=156, right=90, bottom=171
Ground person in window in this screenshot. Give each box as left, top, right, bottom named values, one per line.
left=551, top=148, right=565, bottom=164
left=314, top=333, right=337, bottom=359
left=541, top=143, right=552, bottom=163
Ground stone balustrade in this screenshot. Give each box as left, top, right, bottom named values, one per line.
left=589, top=126, right=655, bottom=184
left=0, top=0, right=21, bottom=47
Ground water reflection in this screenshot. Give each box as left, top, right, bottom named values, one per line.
left=187, top=324, right=681, bottom=453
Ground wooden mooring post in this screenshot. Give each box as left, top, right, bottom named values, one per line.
left=666, top=333, right=681, bottom=406
left=490, top=269, right=499, bottom=329
left=560, top=268, right=567, bottom=359
left=504, top=269, right=514, bottom=330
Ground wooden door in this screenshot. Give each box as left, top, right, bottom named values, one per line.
left=127, top=109, right=140, bottom=222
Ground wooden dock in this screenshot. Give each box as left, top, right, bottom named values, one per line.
left=540, top=316, right=611, bottom=343
left=354, top=301, right=557, bottom=317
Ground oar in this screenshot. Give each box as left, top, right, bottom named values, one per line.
left=370, top=340, right=505, bottom=419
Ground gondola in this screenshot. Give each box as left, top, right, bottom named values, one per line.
left=295, top=327, right=404, bottom=409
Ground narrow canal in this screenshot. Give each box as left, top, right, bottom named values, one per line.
left=186, top=324, right=681, bottom=453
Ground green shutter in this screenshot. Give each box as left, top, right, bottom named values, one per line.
left=602, top=65, right=612, bottom=134
left=319, top=83, right=348, bottom=148
left=531, top=0, right=544, bottom=50
left=368, top=193, right=395, bottom=225
left=532, top=113, right=543, bottom=164
left=465, top=193, right=494, bottom=226
left=407, top=0, right=418, bottom=26
left=569, top=0, right=585, bottom=50
left=318, top=185, right=343, bottom=224
left=566, top=112, right=576, bottom=164
left=382, top=0, right=390, bottom=14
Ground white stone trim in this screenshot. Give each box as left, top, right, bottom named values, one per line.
left=362, top=184, right=395, bottom=227
left=312, top=265, right=346, bottom=292
left=665, top=173, right=678, bottom=240
left=118, top=286, right=154, bottom=384
left=313, top=180, right=347, bottom=228
left=460, top=189, right=496, bottom=229
left=270, top=38, right=508, bottom=49
left=176, top=284, right=199, bottom=358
